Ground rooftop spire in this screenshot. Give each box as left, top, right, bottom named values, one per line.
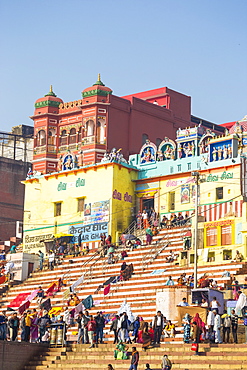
left=45, top=85, right=57, bottom=97
left=93, top=73, right=105, bottom=86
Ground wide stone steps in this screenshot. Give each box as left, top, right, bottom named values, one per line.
left=24, top=343, right=247, bottom=370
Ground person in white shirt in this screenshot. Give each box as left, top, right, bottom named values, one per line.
left=201, top=298, right=209, bottom=308
left=48, top=251, right=55, bottom=270
left=207, top=309, right=215, bottom=343
left=142, top=210, right=149, bottom=228
left=178, top=297, right=189, bottom=307
left=213, top=310, right=222, bottom=343
left=210, top=297, right=221, bottom=314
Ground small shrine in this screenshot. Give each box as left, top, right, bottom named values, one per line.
left=157, top=137, right=176, bottom=161
left=58, top=152, right=78, bottom=171
left=176, top=125, right=204, bottom=158
left=139, top=140, right=157, bottom=164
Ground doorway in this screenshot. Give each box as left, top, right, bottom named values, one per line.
left=141, top=197, right=154, bottom=212
left=28, top=262, right=34, bottom=276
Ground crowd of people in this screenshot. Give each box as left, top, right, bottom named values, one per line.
left=136, top=208, right=191, bottom=231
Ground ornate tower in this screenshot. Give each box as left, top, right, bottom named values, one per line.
left=81, top=74, right=112, bottom=164
left=31, top=86, right=63, bottom=174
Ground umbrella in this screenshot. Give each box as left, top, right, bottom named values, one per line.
left=122, top=234, right=136, bottom=241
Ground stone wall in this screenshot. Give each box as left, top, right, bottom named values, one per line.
left=0, top=341, right=48, bottom=370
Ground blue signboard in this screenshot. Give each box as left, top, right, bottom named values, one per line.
left=69, top=222, right=108, bottom=243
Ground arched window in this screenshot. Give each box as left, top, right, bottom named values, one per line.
left=60, top=129, right=67, bottom=145
left=86, top=120, right=95, bottom=136
left=37, top=130, right=46, bottom=146
left=96, top=120, right=105, bottom=143
left=69, top=128, right=76, bottom=144
left=142, top=133, right=149, bottom=145
left=48, top=128, right=55, bottom=145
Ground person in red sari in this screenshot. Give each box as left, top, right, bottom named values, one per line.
left=192, top=313, right=206, bottom=340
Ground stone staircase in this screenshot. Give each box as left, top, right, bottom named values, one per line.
left=1, top=224, right=247, bottom=345
left=23, top=343, right=247, bottom=370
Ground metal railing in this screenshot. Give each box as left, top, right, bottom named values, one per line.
left=142, top=231, right=171, bottom=270
left=122, top=220, right=146, bottom=243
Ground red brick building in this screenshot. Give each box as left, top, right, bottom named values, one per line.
left=31, top=76, right=224, bottom=174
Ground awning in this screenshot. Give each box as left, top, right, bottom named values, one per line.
left=54, top=233, right=73, bottom=238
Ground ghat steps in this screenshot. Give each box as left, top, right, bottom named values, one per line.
left=0, top=225, right=246, bottom=342
left=24, top=343, right=247, bottom=370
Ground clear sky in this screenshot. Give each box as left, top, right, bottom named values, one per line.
left=0, top=0, right=246, bottom=131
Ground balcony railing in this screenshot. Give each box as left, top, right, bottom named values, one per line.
left=82, top=136, right=95, bottom=145
left=47, top=145, right=56, bottom=153
left=34, top=145, right=46, bottom=154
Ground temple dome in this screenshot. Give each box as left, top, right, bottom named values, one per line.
left=82, top=74, right=112, bottom=98
left=34, top=86, right=63, bottom=109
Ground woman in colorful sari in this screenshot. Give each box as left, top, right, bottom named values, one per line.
left=137, top=318, right=145, bottom=343
left=146, top=227, right=153, bottom=245
left=113, top=340, right=128, bottom=360
left=30, top=311, right=39, bottom=343
left=142, top=322, right=152, bottom=351
left=192, top=313, right=206, bottom=340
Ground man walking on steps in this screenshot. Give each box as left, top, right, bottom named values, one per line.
left=152, top=311, right=164, bottom=345
left=128, top=346, right=139, bottom=370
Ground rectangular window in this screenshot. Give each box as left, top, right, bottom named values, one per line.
left=170, top=166, right=173, bottom=174
left=188, top=163, right=191, bottom=171
left=177, top=164, right=181, bottom=172
left=221, top=225, right=232, bottom=245
left=54, top=202, right=62, bottom=217
left=216, top=187, right=223, bottom=200
left=77, top=198, right=84, bottom=212
left=169, top=192, right=175, bottom=211
left=206, top=227, right=217, bottom=246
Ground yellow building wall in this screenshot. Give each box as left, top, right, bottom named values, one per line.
left=112, top=165, right=137, bottom=240
left=159, top=167, right=241, bottom=215
left=157, top=165, right=245, bottom=264
left=23, top=163, right=137, bottom=254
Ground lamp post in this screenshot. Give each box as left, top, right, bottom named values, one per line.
left=191, top=171, right=200, bottom=289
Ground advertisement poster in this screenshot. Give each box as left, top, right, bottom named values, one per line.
left=84, top=203, right=91, bottom=216
left=84, top=200, right=110, bottom=225
left=181, top=184, right=190, bottom=204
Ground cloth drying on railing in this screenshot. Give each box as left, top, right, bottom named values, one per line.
left=149, top=269, right=166, bottom=276
left=104, top=284, right=111, bottom=295
left=49, top=306, right=63, bottom=317
left=12, top=289, right=39, bottom=314
left=41, top=298, right=51, bottom=312
left=63, top=288, right=71, bottom=300
left=18, top=300, right=30, bottom=315
left=8, top=292, right=30, bottom=307
left=82, top=295, right=93, bottom=309
left=74, top=302, right=83, bottom=317
left=46, top=278, right=63, bottom=296
left=70, top=274, right=84, bottom=292
left=103, top=275, right=119, bottom=285
left=0, top=275, right=6, bottom=285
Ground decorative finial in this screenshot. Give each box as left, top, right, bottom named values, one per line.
left=45, top=85, right=57, bottom=97
left=93, top=74, right=105, bottom=87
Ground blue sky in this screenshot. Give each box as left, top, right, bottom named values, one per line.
left=0, top=0, right=246, bottom=131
